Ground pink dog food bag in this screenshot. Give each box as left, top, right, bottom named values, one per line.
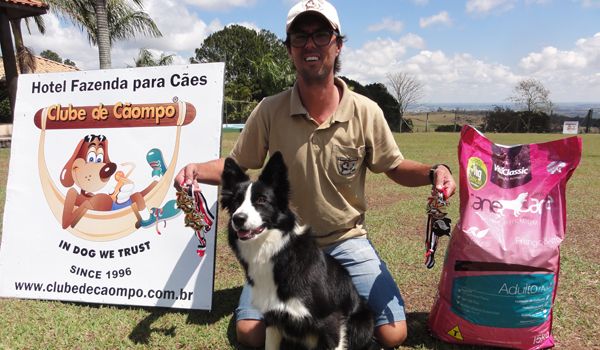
left=428, top=125, right=582, bottom=349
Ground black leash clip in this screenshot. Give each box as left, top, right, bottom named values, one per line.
left=425, top=189, right=451, bottom=269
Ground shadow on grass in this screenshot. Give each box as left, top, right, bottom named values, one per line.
left=128, top=286, right=242, bottom=346
left=404, top=312, right=436, bottom=348
left=404, top=312, right=500, bottom=350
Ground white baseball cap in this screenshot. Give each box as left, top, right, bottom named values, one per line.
left=286, top=0, right=341, bottom=34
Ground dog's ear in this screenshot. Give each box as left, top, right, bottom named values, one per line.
left=220, top=157, right=249, bottom=210
left=60, top=138, right=86, bottom=187
left=258, top=152, right=290, bottom=207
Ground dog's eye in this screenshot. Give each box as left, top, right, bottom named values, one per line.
left=255, top=196, right=267, bottom=205
left=86, top=151, right=96, bottom=163
left=96, top=154, right=104, bottom=163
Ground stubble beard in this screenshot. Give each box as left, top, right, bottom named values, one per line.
left=297, top=63, right=333, bottom=86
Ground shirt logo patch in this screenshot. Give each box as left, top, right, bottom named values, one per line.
left=337, top=157, right=358, bottom=176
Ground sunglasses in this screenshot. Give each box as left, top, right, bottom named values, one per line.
left=289, top=30, right=338, bottom=48
left=84, top=134, right=106, bottom=142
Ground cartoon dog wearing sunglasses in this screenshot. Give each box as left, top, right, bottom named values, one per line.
left=60, top=134, right=155, bottom=229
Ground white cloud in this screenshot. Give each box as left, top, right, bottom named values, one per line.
left=182, top=0, right=257, bottom=11
left=520, top=47, right=587, bottom=71
left=342, top=35, right=522, bottom=102
left=22, top=0, right=262, bottom=69
left=578, top=0, right=600, bottom=7
left=343, top=29, right=600, bottom=102
left=24, top=14, right=99, bottom=70
left=466, top=0, right=517, bottom=15
left=518, top=32, right=600, bottom=101
left=16, top=2, right=600, bottom=102
left=367, top=18, right=404, bottom=33
left=342, top=35, right=425, bottom=80
left=344, top=30, right=599, bottom=102
left=19, top=1, right=207, bottom=69
left=419, top=11, right=452, bottom=28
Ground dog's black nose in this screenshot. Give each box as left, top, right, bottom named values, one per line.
left=100, top=162, right=117, bottom=180
left=232, top=213, right=247, bottom=228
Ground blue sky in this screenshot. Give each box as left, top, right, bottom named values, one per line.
left=16, top=0, right=600, bottom=103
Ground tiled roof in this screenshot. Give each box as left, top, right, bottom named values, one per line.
left=0, top=55, right=79, bottom=80
left=0, top=0, right=48, bottom=9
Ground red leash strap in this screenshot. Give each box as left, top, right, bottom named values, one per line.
left=176, top=185, right=215, bottom=258
left=193, top=189, right=213, bottom=230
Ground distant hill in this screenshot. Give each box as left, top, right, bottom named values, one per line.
left=409, top=103, right=599, bottom=118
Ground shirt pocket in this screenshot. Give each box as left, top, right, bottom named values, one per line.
left=328, top=144, right=366, bottom=184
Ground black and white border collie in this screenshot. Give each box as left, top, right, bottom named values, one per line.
left=221, top=152, right=374, bottom=350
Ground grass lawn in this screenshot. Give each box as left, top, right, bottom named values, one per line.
left=1, top=130, right=598, bottom=349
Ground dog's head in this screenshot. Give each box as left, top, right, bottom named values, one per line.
left=221, top=151, right=294, bottom=241
left=60, top=134, right=117, bottom=192
left=517, top=192, right=528, bottom=202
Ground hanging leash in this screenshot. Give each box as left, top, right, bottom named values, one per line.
left=424, top=188, right=452, bottom=269
left=176, top=185, right=214, bottom=258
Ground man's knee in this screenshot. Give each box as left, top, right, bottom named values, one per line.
left=236, top=319, right=265, bottom=348
left=375, top=321, right=407, bottom=348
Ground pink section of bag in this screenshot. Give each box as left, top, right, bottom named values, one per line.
left=428, top=125, right=582, bottom=349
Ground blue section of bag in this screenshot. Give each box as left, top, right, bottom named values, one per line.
left=451, top=274, right=554, bottom=328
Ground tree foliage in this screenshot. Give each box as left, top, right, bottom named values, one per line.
left=39, top=49, right=77, bottom=67
left=191, top=25, right=295, bottom=98
left=63, top=59, right=77, bottom=67
left=48, top=0, right=162, bottom=68
left=191, top=25, right=294, bottom=123
left=131, top=48, right=173, bottom=67
left=340, top=76, right=409, bottom=132
left=509, top=78, right=552, bottom=113
left=9, top=20, right=36, bottom=74
left=508, top=78, right=553, bottom=132
left=485, top=106, right=550, bottom=133
left=386, top=72, right=423, bottom=132
left=40, top=49, right=62, bottom=63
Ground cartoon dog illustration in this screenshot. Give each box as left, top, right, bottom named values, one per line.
left=60, top=134, right=157, bottom=229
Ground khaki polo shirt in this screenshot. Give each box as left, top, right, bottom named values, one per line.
left=230, top=77, right=403, bottom=246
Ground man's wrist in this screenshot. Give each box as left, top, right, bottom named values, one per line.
left=429, top=164, right=452, bottom=185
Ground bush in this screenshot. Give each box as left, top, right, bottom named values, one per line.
left=0, top=98, right=11, bottom=120
left=434, top=124, right=460, bottom=132
left=484, top=106, right=550, bottom=133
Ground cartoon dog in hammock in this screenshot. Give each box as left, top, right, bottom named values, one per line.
left=60, top=134, right=158, bottom=229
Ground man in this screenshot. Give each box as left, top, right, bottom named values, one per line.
left=175, top=0, right=456, bottom=348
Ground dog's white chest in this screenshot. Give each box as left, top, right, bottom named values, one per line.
left=240, top=230, right=310, bottom=319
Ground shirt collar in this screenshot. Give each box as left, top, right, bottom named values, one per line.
left=289, top=77, right=355, bottom=124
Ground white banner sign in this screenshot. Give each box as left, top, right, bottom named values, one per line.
left=563, top=121, right=579, bottom=134
left=0, top=63, right=224, bottom=310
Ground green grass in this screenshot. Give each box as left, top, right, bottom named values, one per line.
left=1, top=132, right=598, bottom=349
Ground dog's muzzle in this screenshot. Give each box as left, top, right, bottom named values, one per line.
left=232, top=213, right=265, bottom=240
left=235, top=226, right=265, bottom=240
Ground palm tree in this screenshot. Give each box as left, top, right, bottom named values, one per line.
left=9, top=15, right=46, bottom=74
left=10, top=19, right=36, bottom=74
left=93, top=0, right=111, bottom=69
left=131, top=48, right=174, bottom=67
left=47, top=0, right=162, bottom=68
